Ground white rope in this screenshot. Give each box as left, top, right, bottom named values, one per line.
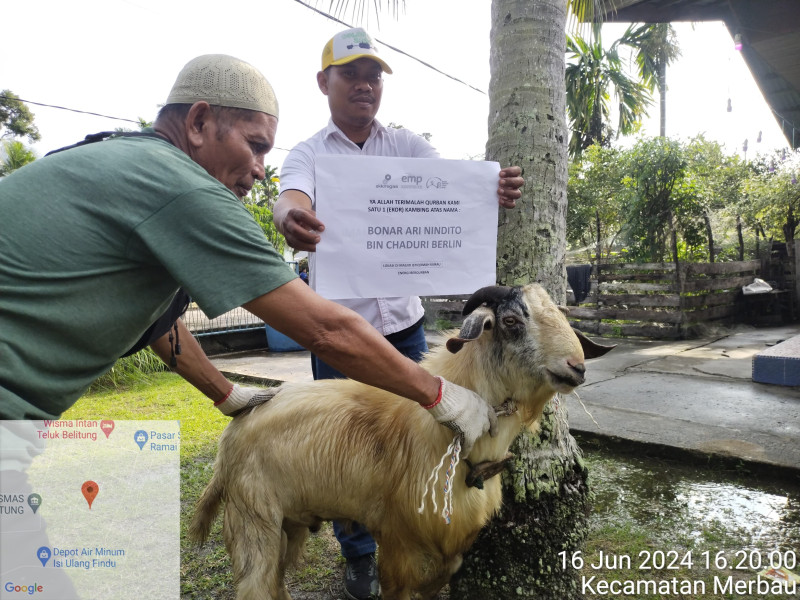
left=418, top=445, right=448, bottom=515
left=571, top=390, right=601, bottom=428
left=418, top=436, right=461, bottom=524
left=441, top=437, right=461, bottom=524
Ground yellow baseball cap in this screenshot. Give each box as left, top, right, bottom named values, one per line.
left=166, top=54, right=279, bottom=119
left=321, top=28, right=392, bottom=74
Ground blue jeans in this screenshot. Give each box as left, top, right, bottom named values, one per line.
left=311, top=319, right=428, bottom=558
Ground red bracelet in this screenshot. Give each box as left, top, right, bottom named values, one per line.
left=214, top=385, right=235, bottom=406
left=422, top=377, right=444, bottom=409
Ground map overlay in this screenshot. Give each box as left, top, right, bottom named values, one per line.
left=1, top=420, right=180, bottom=599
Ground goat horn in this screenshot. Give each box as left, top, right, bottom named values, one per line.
left=462, top=285, right=514, bottom=316
left=572, top=328, right=616, bottom=359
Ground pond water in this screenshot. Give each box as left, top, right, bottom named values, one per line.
left=580, top=435, right=800, bottom=559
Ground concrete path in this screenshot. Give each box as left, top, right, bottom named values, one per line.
left=210, top=324, right=800, bottom=473
left=569, top=324, right=800, bottom=473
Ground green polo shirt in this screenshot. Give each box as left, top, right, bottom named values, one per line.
left=0, top=134, right=295, bottom=417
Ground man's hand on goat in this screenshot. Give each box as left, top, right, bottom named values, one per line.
left=423, top=377, right=498, bottom=457
left=216, top=384, right=279, bottom=416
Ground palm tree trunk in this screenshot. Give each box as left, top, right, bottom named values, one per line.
left=488, top=0, right=568, bottom=299
left=737, top=215, right=745, bottom=261
left=784, top=207, right=797, bottom=243
left=756, top=225, right=761, bottom=257
left=451, top=400, right=591, bottom=599
left=704, top=212, right=715, bottom=262
left=658, top=53, right=667, bottom=137
left=595, top=209, right=602, bottom=262
left=451, top=1, right=590, bottom=597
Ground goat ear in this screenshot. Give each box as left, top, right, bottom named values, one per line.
left=447, top=308, right=495, bottom=354
left=572, top=328, right=616, bottom=359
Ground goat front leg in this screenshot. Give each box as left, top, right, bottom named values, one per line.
left=377, top=585, right=412, bottom=600
left=378, top=538, right=415, bottom=600
left=378, top=541, right=453, bottom=600
left=416, top=554, right=462, bottom=599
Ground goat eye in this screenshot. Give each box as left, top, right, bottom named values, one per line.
left=502, top=317, right=518, bottom=327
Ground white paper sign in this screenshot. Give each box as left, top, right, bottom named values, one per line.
left=313, top=155, right=499, bottom=299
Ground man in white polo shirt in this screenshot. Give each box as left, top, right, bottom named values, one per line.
left=275, top=27, right=524, bottom=600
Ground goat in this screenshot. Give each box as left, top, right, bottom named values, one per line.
left=189, top=284, right=613, bottom=600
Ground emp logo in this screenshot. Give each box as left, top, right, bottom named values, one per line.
left=402, top=174, right=423, bottom=185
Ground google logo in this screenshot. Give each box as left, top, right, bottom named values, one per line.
left=4, top=582, right=44, bottom=595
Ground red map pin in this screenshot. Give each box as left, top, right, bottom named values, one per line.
left=82, top=481, right=99, bottom=509
left=100, top=420, right=115, bottom=439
